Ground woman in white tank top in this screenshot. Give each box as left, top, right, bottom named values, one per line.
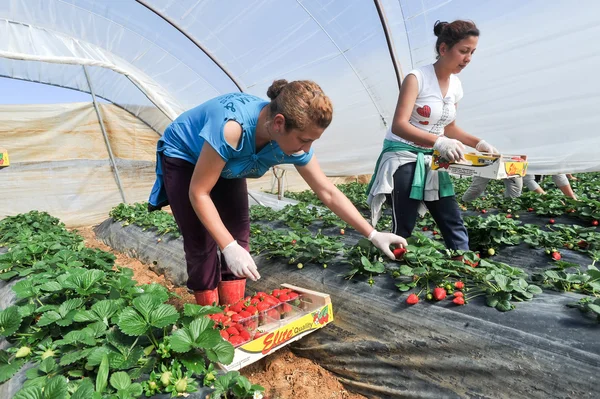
left=368, top=20, right=499, bottom=252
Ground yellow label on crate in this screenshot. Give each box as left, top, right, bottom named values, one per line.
left=504, top=160, right=527, bottom=177
left=431, top=151, right=499, bottom=171
left=0, top=150, right=8, bottom=167
left=239, top=304, right=333, bottom=355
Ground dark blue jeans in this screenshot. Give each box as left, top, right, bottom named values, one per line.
left=391, top=162, right=469, bottom=250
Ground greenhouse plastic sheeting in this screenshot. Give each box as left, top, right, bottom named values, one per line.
left=1, top=0, right=600, bottom=176
left=0, top=103, right=158, bottom=226
left=93, top=218, right=600, bottom=399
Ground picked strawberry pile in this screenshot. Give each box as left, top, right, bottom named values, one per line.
left=406, top=281, right=467, bottom=306
left=207, top=288, right=303, bottom=347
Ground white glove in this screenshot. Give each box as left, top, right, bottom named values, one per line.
left=475, top=139, right=499, bottom=154
left=433, top=136, right=465, bottom=162
left=368, top=230, right=408, bottom=260
left=221, top=240, right=261, bottom=281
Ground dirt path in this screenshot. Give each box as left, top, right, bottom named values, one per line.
left=74, top=226, right=365, bottom=399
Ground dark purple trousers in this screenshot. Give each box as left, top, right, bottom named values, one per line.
left=161, top=155, right=250, bottom=291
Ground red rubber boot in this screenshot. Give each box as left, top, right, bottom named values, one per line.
left=218, top=279, right=246, bottom=305
left=193, top=288, right=219, bottom=306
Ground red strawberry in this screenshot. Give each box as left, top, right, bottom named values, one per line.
left=272, top=289, right=281, bottom=297
left=340, top=229, right=345, bottom=235
left=254, top=330, right=267, bottom=339
left=453, top=291, right=464, bottom=298
left=432, top=231, right=438, bottom=236
left=393, top=247, right=407, bottom=260
left=433, top=287, right=447, bottom=301
left=549, top=219, right=555, bottom=224
left=228, top=335, right=245, bottom=346
left=220, top=330, right=229, bottom=340
left=506, top=214, right=512, bottom=218
left=291, top=239, right=297, bottom=245
left=593, top=220, right=599, bottom=226
left=230, top=314, right=243, bottom=323
left=278, top=294, right=290, bottom=301
left=578, top=240, right=588, bottom=249
left=527, top=208, right=534, bottom=212
left=229, top=302, right=244, bottom=313
left=406, top=293, right=419, bottom=305
left=257, top=302, right=271, bottom=312
left=226, top=326, right=239, bottom=336
left=481, top=209, right=487, bottom=214
left=238, top=311, right=251, bottom=319
left=245, top=306, right=257, bottom=315
left=551, top=251, right=561, bottom=261
left=422, top=226, right=429, bottom=231
left=454, top=281, right=465, bottom=290
left=287, top=292, right=299, bottom=300
left=239, top=329, right=251, bottom=341
left=453, top=297, right=465, bottom=305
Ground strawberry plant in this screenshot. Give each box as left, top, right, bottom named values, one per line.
left=343, top=238, right=386, bottom=281
left=464, top=214, right=523, bottom=253
left=567, top=296, right=600, bottom=322
left=110, top=203, right=181, bottom=238
left=0, top=211, right=264, bottom=398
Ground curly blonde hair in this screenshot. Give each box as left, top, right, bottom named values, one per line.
left=266, top=79, right=333, bottom=131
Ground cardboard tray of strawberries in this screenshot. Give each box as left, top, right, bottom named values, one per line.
left=431, top=150, right=528, bottom=179
left=207, top=283, right=333, bottom=372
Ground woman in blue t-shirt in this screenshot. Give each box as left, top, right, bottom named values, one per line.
left=149, top=79, right=407, bottom=305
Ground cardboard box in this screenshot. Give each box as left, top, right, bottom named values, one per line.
left=431, top=150, right=527, bottom=179
left=217, top=283, right=333, bottom=371
left=0, top=148, right=9, bottom=168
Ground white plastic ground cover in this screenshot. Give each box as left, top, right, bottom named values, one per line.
left=1, top=0, right=599, bottom=177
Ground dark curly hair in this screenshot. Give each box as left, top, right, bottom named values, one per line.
left=433, top=20, right=479, bottom=58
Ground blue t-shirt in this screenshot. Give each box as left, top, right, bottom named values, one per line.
left=149, top=93, right=313, bottom=207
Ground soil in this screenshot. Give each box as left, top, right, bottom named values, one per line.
left=74, top=226, right=366, bottom=399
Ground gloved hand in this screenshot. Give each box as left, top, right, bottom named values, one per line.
left=433, top=136, right=465, bottom=162
left=475, top=139, right=499, bottom=154
left=221, top=240, right=261, bottom=281
left=368, top=230, right=408, bottom=260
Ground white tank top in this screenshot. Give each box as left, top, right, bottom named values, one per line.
left=385, top=64, right=464, bottom=149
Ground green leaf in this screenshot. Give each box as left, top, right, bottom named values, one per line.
left=39, top=281, right=63, bottom=292
left=109, top=371, right=131, bottom=390
left=149, top=304, right=179, bottom=328
left=0, top=358, right=25, bottom=383
left=495, top=274, right=508, bottom=291
left=96, top=354, right=109, bottom=393
left=526, top=285, right=543, bottom=294
left=43, top=375, right=68, bottom=399
left=117, top=308, right=148, bottom=336
left=91, top=300, right=118, bottom=322
left=13, top=386, right=43, bottom=399
left=183, top=304, right=222, bottom=318
left=141, top=283, right=170, bottom=303
left=398, top=265, right=413, bottom=276
left=37, top=311, right=62, bottom=327
left=496, top=300, right=514, bottom=312
left=206, top=341, right=235, bottom=364
left=588, top=304, right=600, bottom=314
left=39, top=357, right=57, bottom=374
left=132, top=294, right=159, bottom=320
left=59, top=298, right=84, bottom=315
left=71, top=379, right=94, bottom=399
left=486, top=295, right=499, bottom=308
left=60, top=349, right=92, bottom=366
left=170, top=328, right=194, bottom=353
left=73, top=310, right=97, bottom=323
left=0, top=306, right=22, bottom=337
